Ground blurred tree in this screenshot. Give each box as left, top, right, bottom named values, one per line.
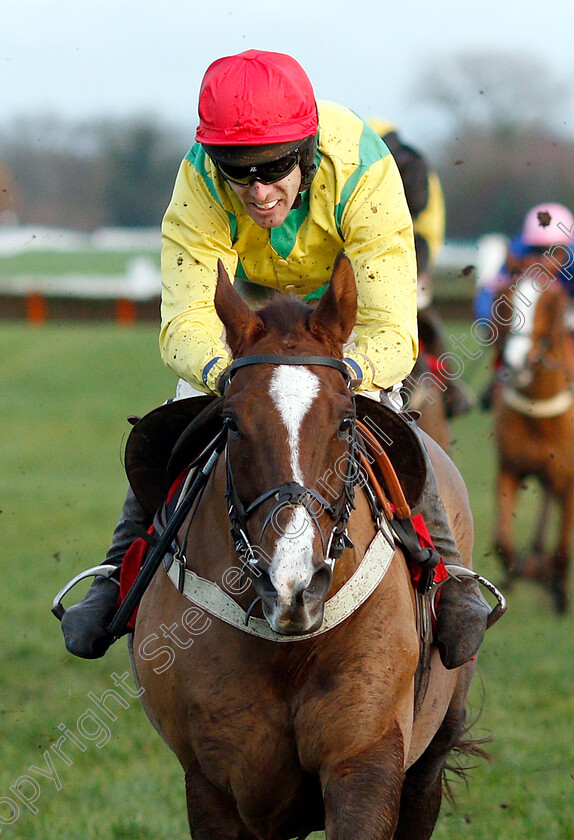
left=97, top=120, right=183, bottom=227
left=0, top=115, right=187, bottom=230
left=416, top=50, right=568, bottom=133
left=0, top=116, right=103, bottom=228
left=411, top=51, right=574, bottom=237
left=0, top=161, right=21, bottom=224
left=436, top=126, right=574, bottom=237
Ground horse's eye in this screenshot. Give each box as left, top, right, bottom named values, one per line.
left=224, top=416, right=240, bottom=436
left=338, top=417, right=354, bottom=436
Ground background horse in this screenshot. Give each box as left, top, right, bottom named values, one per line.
left=493, top=275, right=574, bottom=612
left=401, top=351, right=452, bottom=452
left=131, top=255, right=481, bottom=840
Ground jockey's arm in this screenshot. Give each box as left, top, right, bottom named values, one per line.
left=339, top=154, right=418, bottom=391
left=160, top=157, right=236, bottom=394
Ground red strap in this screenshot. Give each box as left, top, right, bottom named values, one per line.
left=408, top=513, right=449, bottom=586
left=118, top=469, right=190, bottom=628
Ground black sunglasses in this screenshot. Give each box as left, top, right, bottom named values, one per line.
left=217, top=149, right=300, bottom=186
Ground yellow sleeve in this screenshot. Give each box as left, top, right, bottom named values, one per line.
left=159, top=158, right=235, bottom=393
left=414, top=171, right=446, bottom=266
left=340, top=154, right=418, bottom=390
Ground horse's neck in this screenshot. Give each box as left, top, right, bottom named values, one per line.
left=528, top=331, right=572, bottom=399
left=566, top=332, right=574, bottom=380
left=511, top=281, right=572, bottom=398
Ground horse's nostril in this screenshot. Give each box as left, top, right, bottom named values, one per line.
left=304, top=567, right=332, bottom=603
left=251, top=565, right=277, bottom=599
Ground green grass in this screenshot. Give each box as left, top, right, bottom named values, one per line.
left=1, top=322, right=572, bottom=839
left=0, top=250, right=464, bottom=298
left=0, top=250, right=160, bottom=278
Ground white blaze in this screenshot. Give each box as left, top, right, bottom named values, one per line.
left=269, top=365, right=319, bottom=481
left=503, top=277, right=541, bottom=370
left=268, top=366, right=320, bottom=602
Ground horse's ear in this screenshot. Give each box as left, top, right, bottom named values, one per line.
left=309, top=252, right=357, bottom=347
left=214, top=260, right=264, bottom=356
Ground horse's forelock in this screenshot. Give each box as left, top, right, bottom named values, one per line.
left=231, top=293, right=347, bottom=363
left=246, top=297, right=315, bottom=349
left=257, top=296, right=311, bottom=333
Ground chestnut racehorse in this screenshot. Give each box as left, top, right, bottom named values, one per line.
left=401, top=352, right=452, bottom=452
left=493, top=274, right=574, bottom=611
left=131, top=255, right=481, bottom=840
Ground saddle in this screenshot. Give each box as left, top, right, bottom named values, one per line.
left=124, top=393, right=428, bottom=519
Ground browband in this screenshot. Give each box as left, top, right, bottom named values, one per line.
left=228, top=354, right=350, bottom=380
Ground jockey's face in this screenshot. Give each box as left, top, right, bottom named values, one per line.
left=508, top=250, right=563, bottom=280
left=226, top=167, right=302, bottom=228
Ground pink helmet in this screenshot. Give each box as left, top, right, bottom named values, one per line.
left=522, top=202, right=574, bottom=247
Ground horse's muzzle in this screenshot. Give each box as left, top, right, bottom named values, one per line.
left=251, top=563, right=332, bottom=635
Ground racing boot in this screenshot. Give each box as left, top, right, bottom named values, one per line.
left=444, top=378, right=476, bottom=418
left=479, top=377, right=496, bottom=412
left=413, top=429, right=490, bottom=670
left=61, top=487, right=148, bottom=659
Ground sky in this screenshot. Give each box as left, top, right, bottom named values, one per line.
left=2, top=0, right=574, bottom=151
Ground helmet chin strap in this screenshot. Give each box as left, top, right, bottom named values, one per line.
left=291, top=157, right=318, bottom=210
left=292, top=192, right=304, bottom=210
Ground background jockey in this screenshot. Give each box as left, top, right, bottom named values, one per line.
left=478, top=202, right=574, bottom=409
left=59, top=49, right=490, bottom=670
left=367, top=117, right=445, bottom=295
left=368, top=118, right=475, bottom=417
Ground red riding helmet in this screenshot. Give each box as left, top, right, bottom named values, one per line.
left=196, top=50, right=319, bottom=196
left=196, top=49, right=318, bottom=148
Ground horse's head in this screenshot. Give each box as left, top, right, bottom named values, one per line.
left=503, top=276, right=569, bottom=388
left=214, top=253, right=359, bottom=634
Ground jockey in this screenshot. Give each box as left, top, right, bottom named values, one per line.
left=60, top=49, right=490, bottom=669
left=366, top=117, right=444, bottom=286
left=509, top=202, right=574, bottom=310
left=368, top=118, right=474, bottom=417
left=479, top=202, right=574, bottom=409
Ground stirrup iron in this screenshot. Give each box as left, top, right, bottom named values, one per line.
left=429, top=564, right=507, bottom=629
left=51, top=564, right=119, bottom=621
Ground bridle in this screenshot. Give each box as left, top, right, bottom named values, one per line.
left=223, top=354, right=360, bottom=572
left=504, top=327, right=574, bottom=388
left=502, top=325, right=574, bottom=417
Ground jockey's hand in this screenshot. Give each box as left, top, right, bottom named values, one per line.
left=216, top=367, right=232, bottom=395
left=202, top=355, right=232, bottom=394
left=343, top=355, right=367, bottom=391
